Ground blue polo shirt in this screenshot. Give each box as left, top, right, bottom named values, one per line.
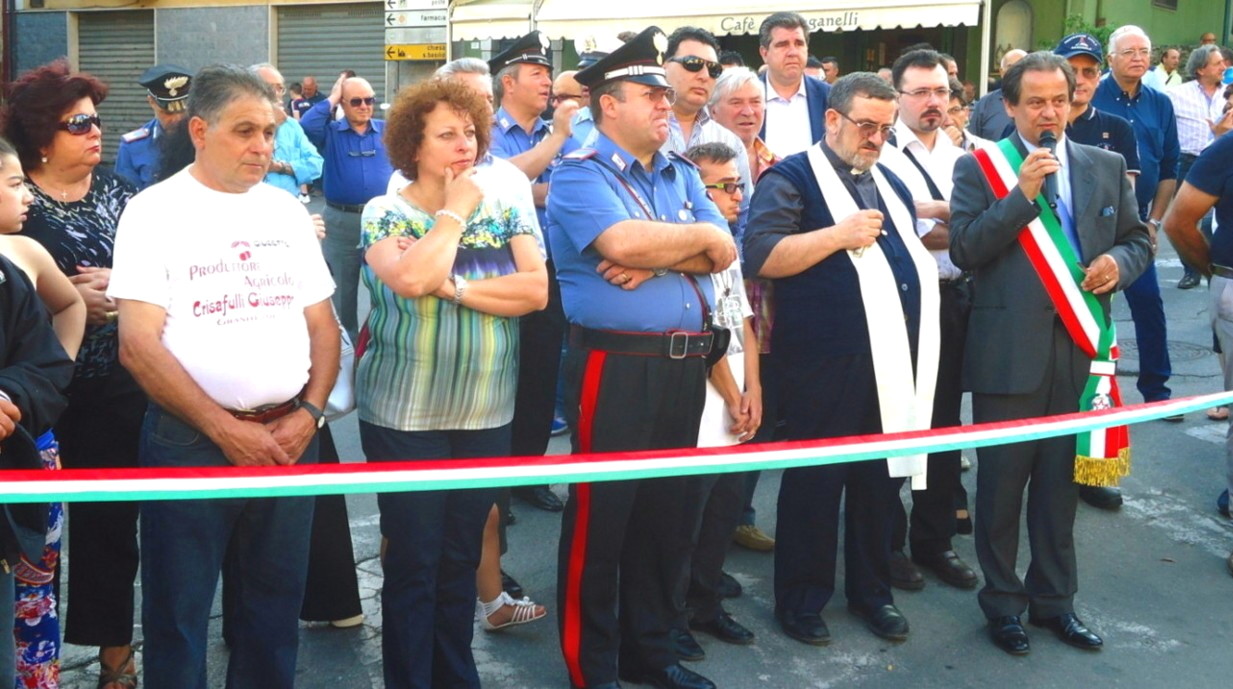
left=1186, top=132, right=1233, bottom=266
left=300, top=99, right=392, bottom=205
left=489, top=106, right=579, bottom=231
left=1092, top=79, right=1179, bottom=219
left=546, top=131, right=727, bottom=332
left=1066, top=105, right=1141, bottom=174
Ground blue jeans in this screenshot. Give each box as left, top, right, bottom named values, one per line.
left=1123, top=261, right=1172, bottom=401
left=139, top=405, right=317, bottom=689
left=360, top=421, right=506, bottom=689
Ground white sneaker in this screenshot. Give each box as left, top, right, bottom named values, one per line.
left=299, top=193, right=311, bottom=204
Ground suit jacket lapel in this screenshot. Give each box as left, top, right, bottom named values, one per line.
left=1067, top=141, right=1097, bottom=243
left=807, top=79, right=825, bottom=144
left=759, top=73, right=769, bottom=141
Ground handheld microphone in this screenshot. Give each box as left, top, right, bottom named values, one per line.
left=1039, top=130, right=1058, bottom=209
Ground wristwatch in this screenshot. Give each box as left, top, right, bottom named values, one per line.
left=653, top=268, right=668, bottom=277
left=297, top=400, right=326, bottom=429
left=451, top=274, right=469, bottom=304
left=1147, top=218, right=1162, bottom=230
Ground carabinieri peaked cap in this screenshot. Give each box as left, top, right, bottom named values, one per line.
left=574, top=26, right=670, bottom=90
left=488, top=30, right=553, bottom=73
left=138, top=64, right=192, bottom=113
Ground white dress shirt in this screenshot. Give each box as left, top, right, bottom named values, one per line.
left=763, top=77, right=813, bottom=157
left=880, top=119, right=966, bottom=279
left=1168, top=80, right=1226, bottom=155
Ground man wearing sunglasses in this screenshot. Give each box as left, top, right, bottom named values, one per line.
left=301, top=73, right=391, bottom=346
left=757, top=12, right=831, bottom=157
left=661, top=26, right=751, bottom=210
left=115, top=64, right=192, bottom=190
left=743, top=72, right=939, bottom=647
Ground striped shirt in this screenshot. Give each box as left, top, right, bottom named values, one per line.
left=1168, top=80, right=1225, bottom=155
left=357, top=192, right=536, bottom=431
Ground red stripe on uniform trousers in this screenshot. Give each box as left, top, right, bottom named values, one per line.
left=563, top=349, right=606, bottom=687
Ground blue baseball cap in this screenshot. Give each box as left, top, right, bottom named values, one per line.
left=1054, top=33, right=1104, bottom=63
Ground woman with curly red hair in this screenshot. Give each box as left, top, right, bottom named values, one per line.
left=0, top=59, right=145, bottom=689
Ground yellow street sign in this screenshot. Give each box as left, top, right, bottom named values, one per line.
left=385, top=43, right=446, bottom=61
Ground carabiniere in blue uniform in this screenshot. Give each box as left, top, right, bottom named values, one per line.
left=546, top=25, right=731, bottom=689
left=114, top=64, right=192, bottom=190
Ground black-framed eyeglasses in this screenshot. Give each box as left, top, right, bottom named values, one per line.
left=347, top=150, right=377, bottom=158
left=58, top=113, right=101, bottom=136
left=704, top=181, right=744, bottom=194
left=553, top=94, right=583, bottom=103
left=348, top=97, right=376, bottom=107
left=669, top=56, right=723, bottom=79
left=946, top=105, right=969, bottom=116
left=837, top=111, right=895, bottom=139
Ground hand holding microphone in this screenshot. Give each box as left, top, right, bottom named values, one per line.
left=1016, top=134, right=1062, bottom=203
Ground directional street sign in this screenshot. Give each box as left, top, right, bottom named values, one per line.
left=385, top=9, right=446, bottom=27
left=385, top=43, right=447, bottom=61
left=385, top=26, right=447, bottom=45
left=384, top=0, right=446, bottom=10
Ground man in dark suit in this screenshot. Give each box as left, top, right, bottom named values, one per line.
left=756, top=12, right=830, bottom=157
left=950, top=52, right=1151, bottom=656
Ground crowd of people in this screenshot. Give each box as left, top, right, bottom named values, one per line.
left=0, top=9, right=1227, bottom=689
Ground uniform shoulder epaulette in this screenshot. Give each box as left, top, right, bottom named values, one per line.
left=120, top=127, right=151, bottom=143
left=667, top=151, right=699, bottom=169
left=563, top=148, right=597, bottom=161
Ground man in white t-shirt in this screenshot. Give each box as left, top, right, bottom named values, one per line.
left=109, top=64, right=339, bottom=689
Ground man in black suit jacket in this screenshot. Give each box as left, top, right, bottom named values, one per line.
left=949, top=52, right=1151, bottom=656
left=757, top=12, right=830, bottom=157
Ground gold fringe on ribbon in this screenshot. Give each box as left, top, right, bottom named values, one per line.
left=1073, top=448, right=1131, bottom=487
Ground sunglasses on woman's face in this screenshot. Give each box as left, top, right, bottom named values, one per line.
left=669, top=56, right=723, bottom=79
left=348, top=97, right=376, bottom=107
left=58, top=113, right=102, bottom=135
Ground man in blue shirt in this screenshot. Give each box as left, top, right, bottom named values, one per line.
left=549, top=26, right=735, bottom=689
left=114, top=64, right=192, bottom=190
left=1092, top=25, right=1180, bottom=415
left=301, top=74, right=391, bottom=343
left=1161, top=131, right=1233, bottom=579
left=489, top=31, right=580, bottom=513
left=1056, top=34, right=1143, bottom=511
left=252, top=64, right=323, bottom=199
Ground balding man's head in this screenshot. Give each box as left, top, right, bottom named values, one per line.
left=340, top=77, right=375, bottom=128
left=1000, top=49, right=1028, bottom=74
left=552, top=70, right=586, bottom=108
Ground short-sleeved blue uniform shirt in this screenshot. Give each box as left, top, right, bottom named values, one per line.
left=1186, top=132, right=1233, bottom=266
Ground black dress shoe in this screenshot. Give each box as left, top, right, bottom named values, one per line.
left=500, top=569, right=524, bottom=599
left=512, top=485, right=564, bottom=511
left=776, top=610, right=830, bottom=646
left=889, top=550, right=925, bottom=591
left=671, top=627, right=705, bottom=661
left=848, top=603, right=909, bottom=641
left=717, top=571, right=742, bottom=599
left=1029, top=612, right=1103, bottom=650
left=912, top=550, right=978, bottom=589
left=690, top=612, right=755, bottom=645
left=620, top=663, right=716, bottom=689
left=956, top=514, right=973, bottom=535
left=1178, top=272, right=1202, bottom=289
left=1079, top=485, right=1123, bottom=510
left=988, top=615, right=1030, bottom=655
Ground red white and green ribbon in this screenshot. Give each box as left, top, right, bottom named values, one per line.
left=973, top=140, right=1130, bottom=486
left=0, top=393, right=1224, bottom=504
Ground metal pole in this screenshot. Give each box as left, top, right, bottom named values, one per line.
left=979, top=0, right=992, bottom=97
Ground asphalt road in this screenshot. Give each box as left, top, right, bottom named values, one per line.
left=55, top=217, right=1233, bottom=688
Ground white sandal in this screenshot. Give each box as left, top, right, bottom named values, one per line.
left=477, top=591, right=547, bottom=632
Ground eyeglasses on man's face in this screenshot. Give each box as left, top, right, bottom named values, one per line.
left=703, top=181, right=744, bottom=194
left=837, top=110, right=894, bottom=139
left=669, top=56, right=723, bottom=79
left=348, top=97, right=376, bottom=107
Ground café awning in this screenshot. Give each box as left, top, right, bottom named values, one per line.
left=450, top=0, right=534, bottom=41
left=533, top=0, right=982, bottom=39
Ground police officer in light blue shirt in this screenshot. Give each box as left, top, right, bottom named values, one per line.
left=114, top=64, right=191, bottom=190
left=548, top=25, right=735, bottom=689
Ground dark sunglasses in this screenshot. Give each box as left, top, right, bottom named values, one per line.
left=58, top=113, right=101, bottom=135
left=348, top=97, right=376, bottom=107
left=704, top=181, right=743, bottom=194
left=669, top=56, right=722, bottom=79
left=347, top=150, right=377, bottom=158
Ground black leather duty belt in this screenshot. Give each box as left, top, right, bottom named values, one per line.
left=569, top=325, right=714, bottom=359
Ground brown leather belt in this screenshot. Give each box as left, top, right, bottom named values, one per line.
left=229, top=397, right=299, bottom=423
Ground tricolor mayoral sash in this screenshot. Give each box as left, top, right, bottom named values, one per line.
left=971, top=139, right=1130, bottom=487
left=806, top=146, right=940, bottom=489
